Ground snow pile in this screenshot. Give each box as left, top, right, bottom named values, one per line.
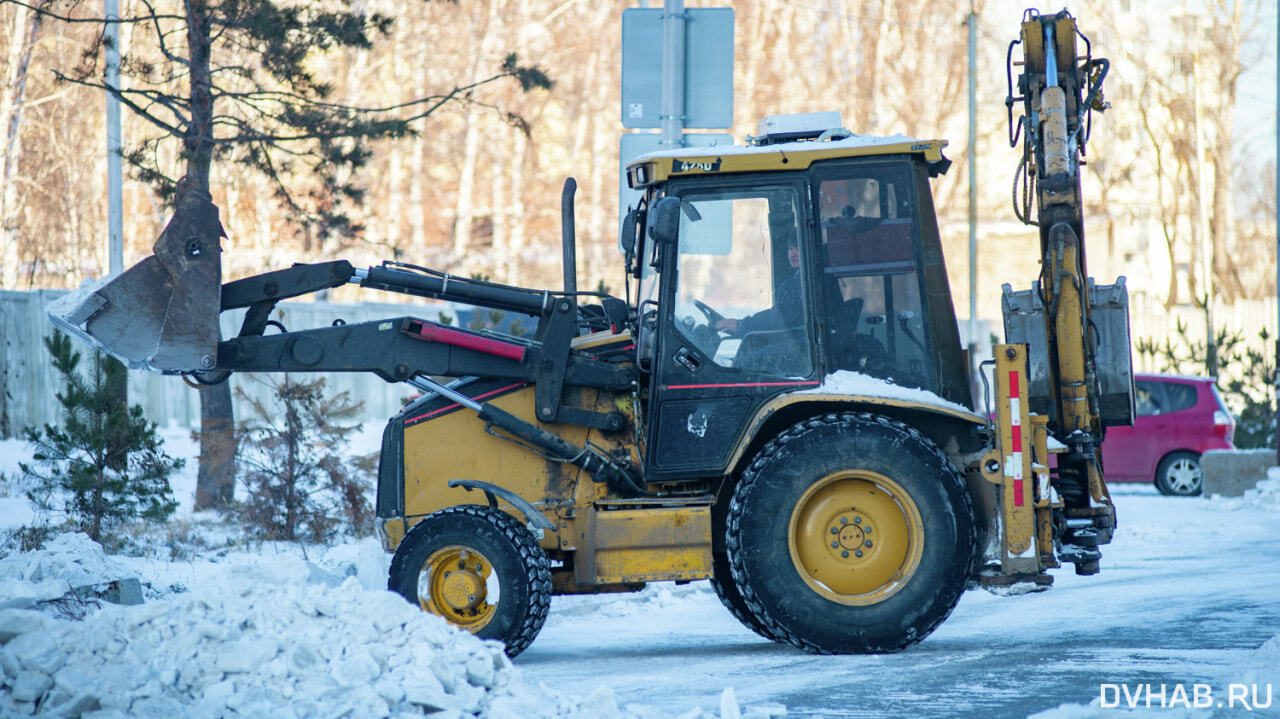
left=801, top=370, right=977, bottom=417
left=1239, top=474, right=1280, bottom=511
left=1242, top=632, right=1280, bottom=689
left=314, top=536, right=393, bottom=592
left=0, top=533, right=136, bottom=609
left=0, top=548, right=632, bottom=718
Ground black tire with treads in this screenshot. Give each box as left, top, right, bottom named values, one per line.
left=709, top=550, right=781, bottom=641
left=388, top=505, right=551, bottom=657
left=726, top=412, right=975, bottom=654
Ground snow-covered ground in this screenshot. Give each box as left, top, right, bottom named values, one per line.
left=2, top=429, right=1278, bottom=717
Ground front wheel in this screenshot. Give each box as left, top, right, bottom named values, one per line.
left=1155, top=451, right=1203, bottom=496
left=388, top=505, right=551, bottom=657
left=726, top=412, right=975, bottom=654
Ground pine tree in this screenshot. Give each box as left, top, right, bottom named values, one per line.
left=234, top=374, right=373, bottom=542
left=20, top=332, right=181, bottom=542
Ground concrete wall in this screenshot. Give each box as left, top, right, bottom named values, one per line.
left=0, top=290, right=460, bottom=437
left=1202, top=449, right=1276, bottom=497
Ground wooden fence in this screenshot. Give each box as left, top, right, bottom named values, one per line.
left=0, top=290, right=458, bottom=438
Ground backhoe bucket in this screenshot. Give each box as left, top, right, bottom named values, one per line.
left=48, top=187, right=224, bottom=373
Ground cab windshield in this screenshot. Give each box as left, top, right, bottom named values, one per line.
left=671, top=186, right=811, bottom=377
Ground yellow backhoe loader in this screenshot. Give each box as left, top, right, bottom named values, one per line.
left=51, top=9, right=1131, bottom=657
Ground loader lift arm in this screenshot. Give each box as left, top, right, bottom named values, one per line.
left=49, top=181, right=647, bottom=497
left=210, top=258, right=632, bottom=416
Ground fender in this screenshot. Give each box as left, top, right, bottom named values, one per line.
left=447, top=479, right=557, bottom=531
left=725, top=390, right=986, bottom=475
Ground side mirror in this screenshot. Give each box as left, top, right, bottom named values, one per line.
left=620, top=208, right=641, bottom=277
left=619, top=208, right=639, bottom=257
left=648, top=196, right=681, bottom=246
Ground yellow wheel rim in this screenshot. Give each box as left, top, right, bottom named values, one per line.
left=787, top=470, right=925, bottom=606
left=419, top=545, right=497, bottom=632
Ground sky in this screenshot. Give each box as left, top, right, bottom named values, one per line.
left=1234, top=0, right=1278, bottom=172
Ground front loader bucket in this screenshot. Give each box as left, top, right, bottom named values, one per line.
left=48, top=186, right=224, bottom=373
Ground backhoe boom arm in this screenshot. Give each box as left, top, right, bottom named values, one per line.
left=997, top=9, right=1133, bottom=577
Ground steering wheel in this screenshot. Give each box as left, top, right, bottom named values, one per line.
left=692, top=299, right=727, bottom=328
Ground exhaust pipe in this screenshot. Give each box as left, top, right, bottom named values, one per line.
left=48, top=185, right=225, bottom=373
left=561, top=177, right=577, bottom=295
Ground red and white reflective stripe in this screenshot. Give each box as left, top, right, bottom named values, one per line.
left=1007, top=370, right=1024, bottom=507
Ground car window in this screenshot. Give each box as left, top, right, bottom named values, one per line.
left=1162, top=382, right=1198, bottom=413
left=1135, top=380, right=1163, bottom=416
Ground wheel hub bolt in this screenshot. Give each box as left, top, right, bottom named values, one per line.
left=830, top=541, right=838, bottom=548
left=841, top=550, right=849, bottom=558
left=840, top=516, right=848, bottom=524
left=855, top=550, right=864, bottom=558
left=854, top=516, right=862, bottom=524
left=865, top=540, right=873, bottom=548
left=830, top=527, right=839, bottom=534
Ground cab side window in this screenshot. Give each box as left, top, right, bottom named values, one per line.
left=817, top=167, right=930, bottom=389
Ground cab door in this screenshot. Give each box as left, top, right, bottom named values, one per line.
left=644, top=179, right=819, bottom=482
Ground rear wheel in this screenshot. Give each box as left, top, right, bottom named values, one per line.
left=1155, top=451, right=1203, bottom=496
left=726, top=412, right=975, bottom=654
left=388, top=505, right=551, bottom=657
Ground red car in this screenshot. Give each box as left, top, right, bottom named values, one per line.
left=1101, top=373, right=1235, bottom=496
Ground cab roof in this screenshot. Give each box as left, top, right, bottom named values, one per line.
left=625, top=134, right=950, bottom=188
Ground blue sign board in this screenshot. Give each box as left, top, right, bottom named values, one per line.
left=621, top=8, right=735, bottom=130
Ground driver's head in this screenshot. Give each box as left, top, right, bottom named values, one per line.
left=787, top=239, right=800, bottom=269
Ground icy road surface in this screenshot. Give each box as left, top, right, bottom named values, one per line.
left=522, top=485, right=1280, bottom=718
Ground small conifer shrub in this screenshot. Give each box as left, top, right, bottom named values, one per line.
left=21, top=332, right=181, bottom=542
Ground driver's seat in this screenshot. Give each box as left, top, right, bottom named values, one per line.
left=827, top=296, right=864, bottom=369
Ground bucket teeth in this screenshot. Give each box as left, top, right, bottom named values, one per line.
left=48, top=185, right=225, bottom=373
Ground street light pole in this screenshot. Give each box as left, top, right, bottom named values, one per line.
left=659, top=0, right=686, bottom=149
left=967, top=1, right=980, bottom=405
left=105, top=0, right=122, bottom=276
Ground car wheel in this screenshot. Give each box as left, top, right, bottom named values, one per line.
left=1155, top=451, right=1203, bottom=497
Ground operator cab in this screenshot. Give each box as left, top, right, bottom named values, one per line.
left=623, top=113, right=969, bottom=480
